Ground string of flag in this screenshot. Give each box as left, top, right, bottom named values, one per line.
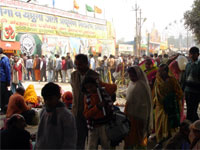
left=73, top=0, right=102, bottom=14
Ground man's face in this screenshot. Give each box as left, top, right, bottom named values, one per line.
left=145, top=61, right=153, bottom=70
left=189, top=53, right=199, bottom=61
left=75, top=59, right=88, bottom=75
left=44, top=95, right=59, bottom=109
left=14, top=57, right=18, bottom=62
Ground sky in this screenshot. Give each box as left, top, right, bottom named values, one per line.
left=38, top=0, right=195, bottom=41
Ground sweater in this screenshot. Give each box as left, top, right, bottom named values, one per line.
left=83, top=82, right=117, bottom=121
left=6, top=93, right=31, bottom=118
left=35, top=106, right=77, bottom=149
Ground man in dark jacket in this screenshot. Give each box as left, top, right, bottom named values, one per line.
left=71, top=54, right=99, bottom=149
left=66, top=56, right=74, bottom=83
left=182, top=47, right=200, bottom=122
left=0, top=47, right=11, bottom=113
left=40, top=55, right=47, bottom=82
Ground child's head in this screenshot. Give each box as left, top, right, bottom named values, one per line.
left=7, top=114, right=26, bottom=130
left=180, top=119, right=191, bottom=136
left=62, top=91, right=73, bottom=109
left=82, top=77, right=98, bottom=94
left=62, top=91, right=73, bottom=101
left=41, top=82, right=61, bottom=109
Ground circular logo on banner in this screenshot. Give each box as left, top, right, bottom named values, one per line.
left=20, top=34, right=36, bottom=56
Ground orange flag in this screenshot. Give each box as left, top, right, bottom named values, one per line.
left=74, top=0, right=79, bottom=9
left=94, top=6, right=102, bottom=14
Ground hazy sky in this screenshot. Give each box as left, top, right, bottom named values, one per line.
left=39, top=0, right=195, bottom=41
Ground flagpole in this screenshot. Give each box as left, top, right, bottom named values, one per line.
left=103, top=8, right=105, bottom=19
left=85, top=5, right=87, bottom=16
left=94, top=6, right=95, bottom=18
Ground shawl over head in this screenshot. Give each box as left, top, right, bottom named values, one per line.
left=24, top=84, right=38, bottom=104
left=126, top=65, right=153, bottom=133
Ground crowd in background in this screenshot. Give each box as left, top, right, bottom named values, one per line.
left=0, top=46, right=200, bottom=150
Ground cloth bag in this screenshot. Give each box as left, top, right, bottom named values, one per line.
left=105, top=110, right=130, bottom=146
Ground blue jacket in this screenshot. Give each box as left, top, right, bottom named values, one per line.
left=0, top=54, right=11, bottom=84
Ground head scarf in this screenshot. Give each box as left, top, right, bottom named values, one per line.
left=24, top=84, right=38, bottom=104
left=62, top=91, right=73, bottom=108
left=126, top=65, right=153, bottom=134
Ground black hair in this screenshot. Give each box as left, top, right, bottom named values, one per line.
left=180, top=119, right=191, bottom=132
left=164, top=54, right=168, bottom=58
left=7, top=114, right=25, bottom=129
left=127, top=67, right=137, bottom=75
left=150, top=54, right=154, bottom=58
left=89, top=54, right=93, bottom=57
left=81, top=77, right=97, bottom=93
left=159, top=63, right=169, bottom=73
left=41, top=82, right=61, bottom=100
left=16, top=87, right=25, bottom=95
left=145, top=58, right=153, bottom=64
left=154, top=53, right=158, bottom=57
left=0, top=47, right=3, bottom=54
left=75, top=54, right=88, bottom=64
left=189, top=46, right=199, bottom=54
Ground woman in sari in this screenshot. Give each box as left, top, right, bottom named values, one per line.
left=144, top=58, right=158, bottom=90
left=154, top=64, right=183, bottom=145
left=33, top=55, right=41, bottom=81
left=124, top=66, right=153, bottom=149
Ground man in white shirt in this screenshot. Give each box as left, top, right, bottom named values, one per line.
left=89, top=54, right=95, bottom=70
left=26, top=56, right=33, bottom=81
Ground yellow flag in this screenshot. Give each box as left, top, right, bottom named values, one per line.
left=74, top=0, right=79, bottom=9
left=94, top=6, right=102, bottom=14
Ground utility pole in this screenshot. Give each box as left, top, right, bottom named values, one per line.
left=187, top=29, right=189, bottom=51
left=132, top=3, right=139, bottom=56
left=139, top=9, right=142, bottom=57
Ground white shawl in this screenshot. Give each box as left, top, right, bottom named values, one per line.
left=126, top=65, right=153, bottom=133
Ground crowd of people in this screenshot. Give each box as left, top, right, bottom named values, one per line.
left=0, top=46, right=200, bottom=150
